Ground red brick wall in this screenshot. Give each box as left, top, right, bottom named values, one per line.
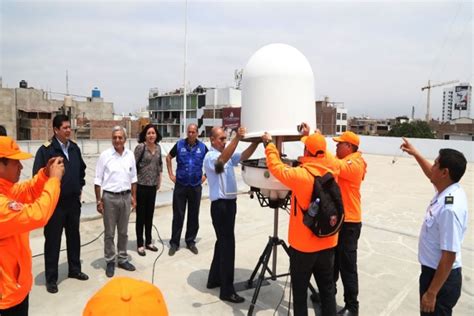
left=89, top=119, right=140, bottom=140
left=20, top=117, right=140, bottom=140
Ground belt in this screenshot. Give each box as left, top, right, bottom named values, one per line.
left=104, top=190, right=131, bottom=195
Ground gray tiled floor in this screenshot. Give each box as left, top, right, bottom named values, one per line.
left=23, top=153, right=473, bottom=315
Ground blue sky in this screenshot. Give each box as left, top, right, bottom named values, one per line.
left=1, top=0, right=472, bottom=119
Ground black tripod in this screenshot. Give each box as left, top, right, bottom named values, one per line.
left=244, top=207, right=318, bottom=315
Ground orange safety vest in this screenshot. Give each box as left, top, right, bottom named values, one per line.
left=265, top=143, right=340, bottom=253
left=0, top=169, right=60, bottom=309
left=336, top=152, right=367, bottom=223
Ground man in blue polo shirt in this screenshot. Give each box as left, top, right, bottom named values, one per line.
left=401, top=138, right=468, bottom=315
left=166, top=124, right=208, bottom=256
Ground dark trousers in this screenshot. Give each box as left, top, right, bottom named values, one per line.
left=291, top=247, right=336, bottom=316
left=0, top=295, right=29, bottom=316
left=419, top=266, right=462, bottom=316
left=208, top=199, right=237, bottom=298
left=170, top=182, right=202, bottom=248
left=136, top=184, right=157, bottom=247
left=44, top=197, right=81, bottom=284
left=334, top=222, right=362, bottom=311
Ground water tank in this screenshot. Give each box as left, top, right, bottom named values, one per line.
left=64, top=95, right=73, bottom=107
left=92, top=87, right=101, bottom=98
left=241, top=43, right=316, bottom=141
left=19, top=80, right=28, bottom=88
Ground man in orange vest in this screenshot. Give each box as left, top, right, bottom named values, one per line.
left=262, top=131, right=340, bottom=316
left=332, top=131, right=367, bottom=316
left=0, top=136, right=64, bottom=316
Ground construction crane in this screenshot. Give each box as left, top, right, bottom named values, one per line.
left=421, top=80, right=459, bottom=121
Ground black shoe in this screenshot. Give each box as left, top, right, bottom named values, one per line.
left=220, top=293, right=245, bottom=303
left=168, top=246, right=178, bottom=256
left=46, top=283, right=58, bottom=294
left=187, top=244, right=198, bottom=255
left=146, top=244, right=158, bottom=252
left=106, top=262, right=115, bottom=278
left=118, top=261, right=136, bottom=271
left=206, top=281, right=220, bottom=289
left=337, top=307, right=358, bottom=316
left=137, top=247, right=146, bottom=256
left=68, top=271, right=89, bottom=281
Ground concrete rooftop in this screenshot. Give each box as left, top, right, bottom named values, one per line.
left=19, top=151, right=473, bottom=316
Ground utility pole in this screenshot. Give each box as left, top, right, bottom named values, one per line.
left=421, top=79, right=459, bottom=121
left=182, top=0, right=188, bottom=137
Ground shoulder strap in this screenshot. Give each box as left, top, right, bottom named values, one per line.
left=319, top=172, right=334, bottom=185
left=301, top=167, right=324, bottom=207
left=136, top=144, right=146, bottom=167
left=157, top=144, right=163, bottom=168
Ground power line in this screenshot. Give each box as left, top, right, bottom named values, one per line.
left=427, top=1, right=463, bottom=81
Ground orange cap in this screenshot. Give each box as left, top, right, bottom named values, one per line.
left=83, top=277, right=168, bottom=316
left=301, top=133, right=326, bottom=155
left=0, top=136, right=33, bottom=160
left=332, top=131, right=360, bottom=147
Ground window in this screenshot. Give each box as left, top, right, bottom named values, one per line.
left=342, top=125, right=347, bottom=132
left=342, top=113, right=347, bottom=120
left=337, top=125, right=341, bottom=132
left=337, top=113, right=341, bottom=120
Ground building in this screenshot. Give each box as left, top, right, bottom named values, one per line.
left=203, top=87, right=241, bottom=136
left=349, top=116, right=393, bottom=136
left=0, top=80, right=116, bottom=140
left=148, top=86, right=241, bottom=138
left=431, top=118, right=474, bottom=141
left=442, top=83, right=472, bottom=122
left=315, top=97, right=347, bottom=135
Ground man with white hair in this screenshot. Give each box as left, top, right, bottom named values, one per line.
left=95, top=126, right=137, bottom=278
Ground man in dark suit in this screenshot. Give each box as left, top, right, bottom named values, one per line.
left=33, top=114, right=88, bottom=294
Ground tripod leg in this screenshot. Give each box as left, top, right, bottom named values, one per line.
left=309, top=282, right=321, bottom=302
left=248, top=239, right=274, bottom=316
left=279, top=239, right=291, bottom=256
left=247, top=237, right=273, bottom=287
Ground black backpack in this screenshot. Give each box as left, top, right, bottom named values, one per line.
left=301, top=172, right=344, bottom=237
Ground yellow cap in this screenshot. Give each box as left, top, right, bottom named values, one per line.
left=301, top=133, right=326, bottom=155
left=83, top=277, right=168, bottom=316
left=0, top=136, right=33, bottom=160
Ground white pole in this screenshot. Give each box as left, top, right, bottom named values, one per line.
left=213, top=89, right=216, bottom=126
left=182, top=0, right=188, bottom=137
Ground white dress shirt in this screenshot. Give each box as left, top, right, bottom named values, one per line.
left=419, top=182, right=468, bottom=269
left=94, top=147, right=138, bottom=192
left=56, top=137, right=70, bottom=160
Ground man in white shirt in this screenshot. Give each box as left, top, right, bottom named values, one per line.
left=95, top=126, right=137, bottom=278
left=401, top=138, right=468, bottom=315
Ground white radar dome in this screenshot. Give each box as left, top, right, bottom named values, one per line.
left=241, top=43, right=316, bottom=141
